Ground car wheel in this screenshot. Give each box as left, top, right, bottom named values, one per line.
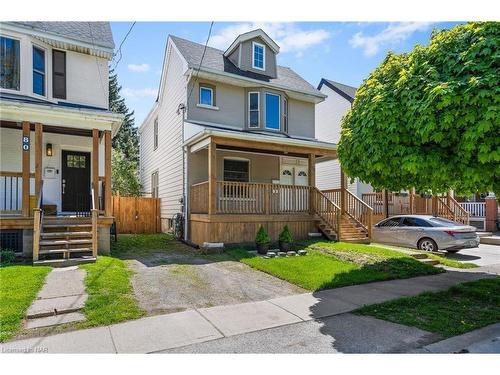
left=418, top=238, right=438, bottom=252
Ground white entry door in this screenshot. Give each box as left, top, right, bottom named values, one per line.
left=295, top=166, right=308, bottom=186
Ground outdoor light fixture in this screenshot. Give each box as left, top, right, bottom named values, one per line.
left=46, top=143, right=53, bottom=157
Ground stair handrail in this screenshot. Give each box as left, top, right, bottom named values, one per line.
left=437, top=196, right=469, bottom=225
left=344, top=189, right=373, bottom=235
left=32, top=180, right=44, bottom=262
left=91, top=186, right=98, bottom=258
left=312, top=187, right=342, bottom=240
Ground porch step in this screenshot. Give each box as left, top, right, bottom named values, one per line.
left=41, top=231, right=92, bottom=238
left=33, top=256, right=96, bottom=267
left=39, top=247, right=93, bottom=255
left=43, top=223, right=92, bottom=230
left=40, top=239, right=92, bottom=247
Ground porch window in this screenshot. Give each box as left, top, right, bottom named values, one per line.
left=265, top=93, right=280, bottom=130
left=223, top=159, right=249, bottom=182
left=151, top=171, right=159, bottom=198
left=0, top=36, right=20, bottom=90
left=33, top=46, right=45, bottom=96
left=248, top=92, right=260, bottom=128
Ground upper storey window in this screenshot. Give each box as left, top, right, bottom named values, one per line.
left=248, top=92, right=260, bottom=128
left=252, top=42, right=265, bottom=70
left=33, top=46, right=46, bottom=96
left=199, top=85, right=214, bottom=106
left=0, top=36, right=20, bottom=91
left=265, top=93, right=280, bottom=130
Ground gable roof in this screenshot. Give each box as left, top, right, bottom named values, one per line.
left=9, top=22, right=114, bottom=49
left=318, top=78, right=357, bottom=103
left=224, top=29, right=280, bottom=56
left=170, top=35, right=323, bottom=98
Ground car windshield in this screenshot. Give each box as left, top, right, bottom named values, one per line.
left=429, top=217, right=459, bottom=227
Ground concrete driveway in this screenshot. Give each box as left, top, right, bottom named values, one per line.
left=126, top=250, right=305, bottom=316
left=447, top=244, right=500, bottom=267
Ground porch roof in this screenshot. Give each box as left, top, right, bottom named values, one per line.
left=0, top=95, right=123, bottom=135
left=184, top=125, right=338, bottom=159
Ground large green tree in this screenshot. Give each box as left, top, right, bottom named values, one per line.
left=109, top=69, right=141, bottom=196
left=338, top=22, right=499, bottom=196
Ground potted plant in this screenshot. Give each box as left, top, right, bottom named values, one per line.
left=255, top=226, right=271, bottom=255
left=279, top=225, right=293, bottom=252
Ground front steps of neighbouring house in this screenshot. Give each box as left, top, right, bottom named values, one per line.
left=315, top=215, right=370, bottom=243
left=33, top=217, right=96, bottom=267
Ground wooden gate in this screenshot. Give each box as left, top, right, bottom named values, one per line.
left=111, top=195, right=161, bottom=234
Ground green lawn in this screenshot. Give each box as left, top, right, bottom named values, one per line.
left=357, top=278, right=500, bottom=338
left=0, top=265, right=51, bottom=342
left=228, top=241, right=442, bottom=291
left=78, top=256, right=144, bottom=327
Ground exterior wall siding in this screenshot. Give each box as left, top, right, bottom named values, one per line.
left=0, top=27, right=109, bottom=109
left=139, top=45, right=187, bottom=230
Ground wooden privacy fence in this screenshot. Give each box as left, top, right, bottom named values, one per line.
left=111, top=195, right=161, bottom=234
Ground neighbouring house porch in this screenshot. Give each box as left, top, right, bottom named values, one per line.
left=186, top=131, right=373, bottom=245
left=0, top=101, right=122, bottom=264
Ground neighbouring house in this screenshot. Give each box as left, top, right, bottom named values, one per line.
left=315, top=78, right=373, bottom=198
left=0, top=22, right=123, bottom=265
left=139, top=29, right=374, bottom=245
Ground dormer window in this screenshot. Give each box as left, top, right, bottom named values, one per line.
left=252, top=42, right=265, bottom=70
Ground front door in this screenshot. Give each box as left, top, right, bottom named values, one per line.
left=61, top=150, right=91, bottom=212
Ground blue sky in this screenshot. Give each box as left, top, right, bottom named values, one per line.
left=111, top=22, right=462, bottom=125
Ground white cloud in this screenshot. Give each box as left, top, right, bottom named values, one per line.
left=122, top=87, right=157, bottom=99
left=127, top=63, right=150, bottom=72
left=208, top=23, right=330, bottom=56
left=349, top=22, right=433, bottom=56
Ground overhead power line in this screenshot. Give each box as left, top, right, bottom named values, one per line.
left=112, top=21, right=136, bottom=71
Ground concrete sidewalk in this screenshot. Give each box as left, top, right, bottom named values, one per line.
left=1, top=268, right=497, bottom=354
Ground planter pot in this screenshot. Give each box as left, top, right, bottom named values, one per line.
left=279, top=241, right=291, bottom=252
left=256, top=243, right=270, bottom=255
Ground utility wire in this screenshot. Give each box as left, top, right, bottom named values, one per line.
left=87, top=22, right=107, bottom=105
left=112, top=21, right=136, bottom=71
left=186, top=21, right=214, bottom=105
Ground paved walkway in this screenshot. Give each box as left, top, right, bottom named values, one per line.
left=1, top=267, right=497, bottom=353
left=25, top=267, right=87, bottom=329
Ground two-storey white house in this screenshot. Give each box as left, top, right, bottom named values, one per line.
left=140, top=29, right=374, bottom=245
left=0, top=22, right=123, bottom=265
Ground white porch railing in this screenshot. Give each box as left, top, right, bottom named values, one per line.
left=459, top=202, right=486, bottom=217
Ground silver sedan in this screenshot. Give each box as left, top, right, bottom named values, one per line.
left=372, top=215, right=480, bottom=253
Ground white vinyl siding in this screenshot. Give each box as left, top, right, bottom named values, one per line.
left=139, top=44, right=186, bottom=230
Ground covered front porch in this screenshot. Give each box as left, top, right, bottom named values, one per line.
left=0, top=100, right=122, bottom=263
left=185, top=131, right=372, bottom=245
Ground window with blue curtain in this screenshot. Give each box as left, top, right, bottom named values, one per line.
left=265, top=93, right=280, bottom=130
left=199, top=86, right=213, bottom=106
left=0, top=36, right=20, bottom=90
left=253, top=43, right=264, bottom=69
left=33, top=47, right=45, bottom=96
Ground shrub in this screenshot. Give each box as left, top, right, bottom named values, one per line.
left=279, top=225, right=293, bottom=243
left=0, top=250, right=16, bottom=266
left=255, top=226, right=271, bottom=244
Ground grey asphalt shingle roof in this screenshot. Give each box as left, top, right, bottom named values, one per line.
left=11, top=22, right=114, bottom=49
left=170, top=35, right=322, bottom=97
left=319, top=79, right=357, bottom=102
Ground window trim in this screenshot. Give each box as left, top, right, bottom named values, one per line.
left=248, top=91, right=260, bottom=128
left=52, top=49, right=66, bottom=99
left=283, top=97, right=288, bottom=133
left=199, top=85, right=214, bottom=106
left=223, top=157, right=251, bottom=183
left=153, top=117, right=158, bottom=151
left=264, top=92, right=281, bottom=131
left=32, top=44, right=47, bottom=97
left=252, top=41, right=265, bottom=71
left=0, top=35, right=21, bottom=92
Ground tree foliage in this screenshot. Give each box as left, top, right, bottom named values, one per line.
left=108, top=69, right=141, bottom=196
left=111, top=149, right=141, bottom=196
left=338, top=22, right=500, bottom=196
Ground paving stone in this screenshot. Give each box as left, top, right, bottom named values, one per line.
left=287, top=251, right=297, bottom=256
left=109, top=309, right=223, bottom=353
left=27, top=294, right=87, bottom=318
left=277, top=252, right=287, bottom=257
left=267, top=252, right=276, bottom=258
left=298, top=250, right=307, bottom=256
left=198, top=300, right=302, bottom=336
left=25, top=312, right=86, bottom=329
left=37, top=268, right=86, bottom=299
